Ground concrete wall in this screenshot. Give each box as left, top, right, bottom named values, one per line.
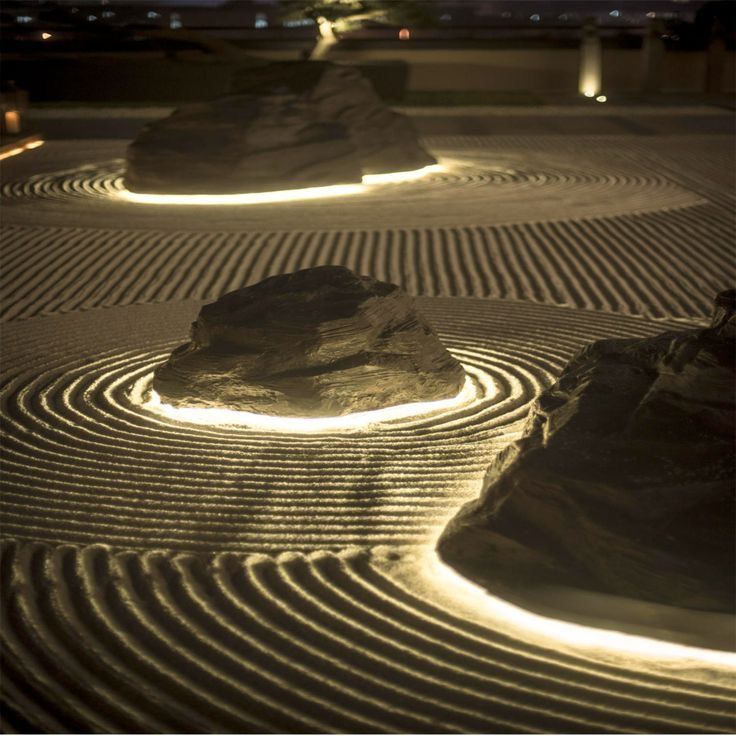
left=5, top=45, right=734, bottom=102
left=327, top=47, right=736, bottom=93
left=603, top=49, right=736, bottom=92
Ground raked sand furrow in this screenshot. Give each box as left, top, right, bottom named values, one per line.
left=3, top=136, right=730, bottom=324
left=163, top=554, right=404, bottom=734
left=1, top=298, right=677, bottom=552
left=273, top=554, right=730, bottom=733
left=338, top=552, right=736, bottom=710
left=2, top=200, right=732, bottom=322
left=244, top=556, right=549, bottom=733
left=265, top=555, right=663, bottom=734
left=2, top=541, right=734, bottom=735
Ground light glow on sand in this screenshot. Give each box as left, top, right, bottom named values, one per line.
left=0, top=138, right=44, bottom=160
left=426, top=552, right=736, bottom=668
left=135, top=371, right=478, bottom=432
left=118, top=182, right=365, bottom=206
left=115, top=165, right=443, bottom=206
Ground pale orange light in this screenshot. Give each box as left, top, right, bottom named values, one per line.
left=41, top=31, right=52, bottom=39
left=4, top=111, right=21, bottom=135
left=399, top=27, right=411, bottom=40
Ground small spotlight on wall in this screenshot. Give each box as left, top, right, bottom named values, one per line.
left=398, top=28, right=411, bottom=40
left=41, top=31, right=52, bottom=40
left=579, top=18, right=602, bottom=98
left=3, top=110, right=21, bottom=135
left=596, top=94, right=607, bottom=102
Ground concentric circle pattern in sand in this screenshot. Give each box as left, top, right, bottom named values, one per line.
left=1, top=298, right=678, bottom=552
left=2, top=541, right=734, bottom=734
left=0, top=148, right=704, bottom=233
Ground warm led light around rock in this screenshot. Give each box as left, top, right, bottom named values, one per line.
left=115, top=165, right=443, bottom=206
left=425, top=552, right=736, bottom=668
left=134, top=369, right=483, bottom=432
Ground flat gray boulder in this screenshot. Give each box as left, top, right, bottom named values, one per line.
left=124, top=93, right=362, bottom=194
left=231, top=61, right=435, bottom=176
left=153, top=266, right=465, bottom=417
left=438, top=291, right=735, bottom=631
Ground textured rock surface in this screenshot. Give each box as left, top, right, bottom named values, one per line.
left=231, top=61, right=436, bottom=175
left=438, top=290, right=736, bottom=617
left=124, top=93, right=362, bottom=194
left=153, top=266, right=465, bottom=416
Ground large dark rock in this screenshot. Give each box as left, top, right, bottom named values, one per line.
left=124, top=93, right=362, bottom=194
left=231, top=61, right=436, bottom=175
left=438, top=291, right=736, bottom=626
left=125, top=61, right=434, bottom=195
left=153, top=266, right=465, bottom=417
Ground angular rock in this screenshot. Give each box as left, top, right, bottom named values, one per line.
left=438, top=291, right=736, bottom=622
left=230, top=61, right=436, bottom=175
left=124, top=93, right=362, bottom=194
left=153, top=266, right=465, bottom=417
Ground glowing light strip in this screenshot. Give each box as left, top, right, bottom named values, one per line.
left=115, top=164, right=443, bottom=206
left=135, top=372, right=477, bottom=433
left=425, top=551, right=736, bottom=667
left=0, top=139, right=44, bottom=161
left=118, top=182, right=365, bottom=206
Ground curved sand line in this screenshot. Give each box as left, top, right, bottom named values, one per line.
left=2, top=202, right=732, bottom=323
left=1, top=298, right=680, bottom=552
left=0, top=149, right=704, bottom=232
left=2, top=542, right=734, bottom=734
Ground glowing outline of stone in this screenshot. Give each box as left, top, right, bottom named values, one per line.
left=133, top=368, right=484, bottom=433
left=115, top=164, right=444, bottom=206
